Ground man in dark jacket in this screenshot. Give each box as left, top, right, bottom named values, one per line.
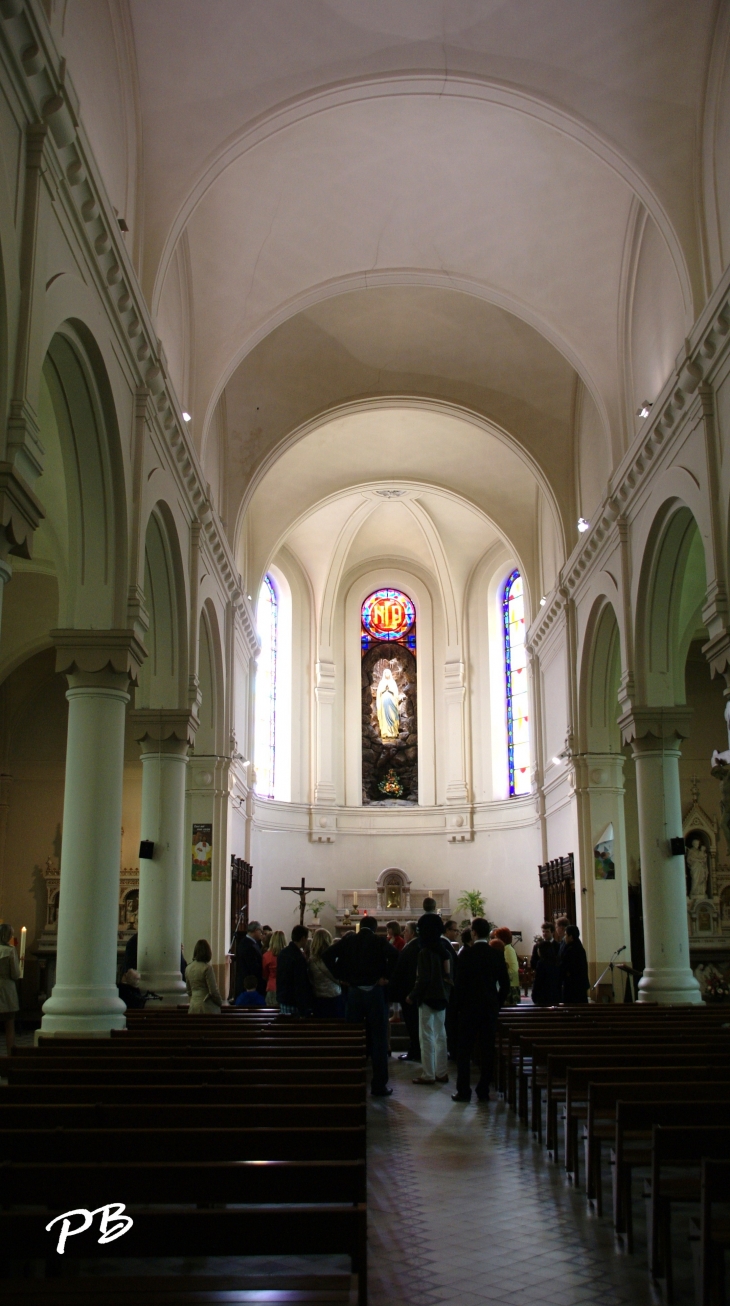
left=323, top=917, right=398, bottom=1096
left=392, top=921, right=420, bottom=1061
left=452, top=917, right=510, bottom=1103
left=559, top=924, right=590, bottom=1003
left=235, top=920, right=264, bottom=997
left=276, top=925, right=314, bottom=1015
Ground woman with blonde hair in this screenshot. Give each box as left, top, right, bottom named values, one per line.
left=308, top=928, right=345, bottom=1017
left=0, top=923, right=19, bottom=1053
left=262, top=929, right=286, bottom=1008
left=185, top=939, right=224, bottom=1014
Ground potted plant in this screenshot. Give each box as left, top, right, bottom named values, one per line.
left=456, top=889, right=487, bottom=920
left=308, top=899, right=331, bottom=923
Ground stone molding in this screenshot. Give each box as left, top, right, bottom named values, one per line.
left=0, top=1, right=254, bottom=637
left=618, top=706, right=693, bottom=750
left=52, top=629, right=147, bottom=684
left=129, top=708, right=198, bottom=750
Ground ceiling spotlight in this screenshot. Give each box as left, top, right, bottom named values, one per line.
left=637, top=401, right=653, bottom=419
left=247, top=595, right=252, bottom=601
left=182, top=411, right=191, bottom=422
left=551, top=756, right=562, bottom=766
left=577, top=518, right=590, bottom=533
left=540, top=596, right=547, bottom=607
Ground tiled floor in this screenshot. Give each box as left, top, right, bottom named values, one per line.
left=368, top=1057, right=687, bottom=1306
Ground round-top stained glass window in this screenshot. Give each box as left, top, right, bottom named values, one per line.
left=361, top=588, right=415, bottom=641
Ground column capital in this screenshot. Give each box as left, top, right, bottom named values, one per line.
left=129, top=708, right=197, bottom=752
left=0, top=461, right=44, bottom=560
left=52, top=629, right=147, bottom=687
left=618, top=706, right=692, bottom=751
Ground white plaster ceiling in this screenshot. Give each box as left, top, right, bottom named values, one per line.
left=220, top=286, right=580, bottom=535
left=246, top=404, right=547, bottom=601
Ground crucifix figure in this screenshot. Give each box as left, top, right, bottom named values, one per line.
left=281, top=875, right=326, bottom=927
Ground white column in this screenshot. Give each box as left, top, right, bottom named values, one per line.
left=42, top=632, right=146, bottom=1034
left=620, top=709, right=701, bottom=1004
left=131, top=712, right=196, bottom=1004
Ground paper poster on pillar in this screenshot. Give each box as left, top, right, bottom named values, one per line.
left=191, top=823, right=213, bottom=880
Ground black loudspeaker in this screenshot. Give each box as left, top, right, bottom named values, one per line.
left=139, top=840, right=155, bottom=859
left=670, top=837, right=686, bottom=857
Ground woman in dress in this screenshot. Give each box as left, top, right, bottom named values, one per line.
left=262, top=929, right=286, bottom=1008
left=0, top=923, right=20, bottom=1053
left=307, top=928, right=345, bottom=1017
left=185, top=938, right=224, bottom=1014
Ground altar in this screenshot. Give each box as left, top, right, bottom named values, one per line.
left=34, top=853, right=140, bottom=1001
left=334, top=867, right=451, bottom=934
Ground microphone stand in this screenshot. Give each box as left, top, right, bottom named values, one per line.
left=592, top=947, right=626, bottom=1003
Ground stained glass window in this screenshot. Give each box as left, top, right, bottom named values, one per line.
left=254, top=574, right=277, bottom=798
left=503, top=570, right=531, bottom=797
left=361, top=588, right=416, bottom=652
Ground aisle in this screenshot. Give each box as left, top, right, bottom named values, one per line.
left=367, top=1058, right=674, bottom=1306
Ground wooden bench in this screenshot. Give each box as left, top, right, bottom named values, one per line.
left=0, top=1124, right=367, bottom=1162
left=0, top=1101, right=366, bottom=1130
left=0, top=1080, right=366, bottom=1105
left=0, top=1206, right=367, bottom=1306
left=649, top=1124, right=730, bottom=1299
left=610, top=1097, right=730, bottom=1251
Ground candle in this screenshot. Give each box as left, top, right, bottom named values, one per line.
left=19, top=925, right=26, bottom=979
left=353, top=891, right=358, bottom=908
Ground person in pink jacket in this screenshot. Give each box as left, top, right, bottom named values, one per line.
left=262, top=929, right=286, bottom=1007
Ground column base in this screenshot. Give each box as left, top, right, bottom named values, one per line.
left=41, top=985, right=127, bottom=1034
left=637, top=968, right=703, bottom=1005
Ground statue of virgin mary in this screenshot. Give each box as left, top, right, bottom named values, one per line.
left=375, top=667, right=400, bottom=739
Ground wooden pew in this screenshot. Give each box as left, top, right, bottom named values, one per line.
left=611, top=1097, right=730, bottom=1252
left=0, top=1080, right=365, bottom=1105
left=0, top=1206, right=367, bottom=1306
left=569, top=1072, right=730, bottom=1196
left=693, top=1158, right=730, bottom=1306
left=0, top=1101, right=366, bottom=1130
left=649, top=1124, right=730, bottom=1299
left=2, top=1067, right=366, bottom=1088
left=0, top=1124, right=367, bottom=1162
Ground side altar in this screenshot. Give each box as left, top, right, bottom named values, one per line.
left=333, top=867, right=451, bottom=934
left=35, top=842, right=140, bottom=1001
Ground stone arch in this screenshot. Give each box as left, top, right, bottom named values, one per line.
left=197, top=598, right=225, bottom=757
left=41, top=324, right=127, bottom=629
left=580, top=598, right=623, bottom=753
left=137, top=502, right=188, bottom=710
left=634, top=499, right=708, bottom=708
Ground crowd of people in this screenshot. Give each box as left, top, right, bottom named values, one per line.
left=0, top=906, right=594, bottom=1098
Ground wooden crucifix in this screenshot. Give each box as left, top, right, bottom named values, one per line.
left=281, top=875, right=326, bottom=927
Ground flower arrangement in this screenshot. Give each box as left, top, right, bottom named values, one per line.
left=704, top=973, right=730, bottom=1002
left=378, top=768, right=403, bottom=798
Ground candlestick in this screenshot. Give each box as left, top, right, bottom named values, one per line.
left=19, top=925, right=26, bottom=979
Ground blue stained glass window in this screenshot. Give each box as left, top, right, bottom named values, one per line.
left=254, top=574, right=277, bottom=798
left=503, top=570, right=531, bottom=797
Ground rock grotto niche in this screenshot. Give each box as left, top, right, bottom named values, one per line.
left=360, top=588, right=418, bottom=804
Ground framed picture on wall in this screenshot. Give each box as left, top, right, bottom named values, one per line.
left=192, top=823, right=213, bottom=880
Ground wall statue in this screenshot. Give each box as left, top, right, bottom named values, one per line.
left=686, top=838, right=709, bottom=900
